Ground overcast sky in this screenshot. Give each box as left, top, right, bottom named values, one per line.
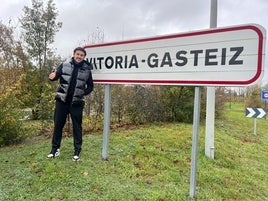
left=1, top=0, right=268, bottom=84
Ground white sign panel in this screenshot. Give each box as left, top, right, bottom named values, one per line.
left=84, top=24, right=266, bottom=86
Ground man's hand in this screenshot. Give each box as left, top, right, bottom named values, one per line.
left=49, top=69, right=57, bottom=80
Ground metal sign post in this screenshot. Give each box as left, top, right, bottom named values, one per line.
left=102, top=84, right=111, bottom=160
left=253, top=118, right=257, bottom=135
left=189, top=86, right=201, bottom=198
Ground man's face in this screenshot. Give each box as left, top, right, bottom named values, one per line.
left=73, top=50, right=86, bottom=63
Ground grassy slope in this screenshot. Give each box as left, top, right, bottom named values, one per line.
left=0, top=103, right=267, bottom=201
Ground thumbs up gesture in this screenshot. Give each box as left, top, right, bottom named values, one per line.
left=49, top=69, right=57, bottom=80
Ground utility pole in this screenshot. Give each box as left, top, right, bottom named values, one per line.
left=205, top=0, right=217, bottom=159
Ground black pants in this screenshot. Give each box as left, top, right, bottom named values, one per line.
left=51, top=101, right=83, bottom=155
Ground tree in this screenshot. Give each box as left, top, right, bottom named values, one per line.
left=245, top=85, right=263, bottom=108
left=0, top=22, right=27, bottom=91
left=20, top=0, right=61, bottom=70
left=20, top=0, right=62, bottom=119
left=0, top=22, right=27, bottom=145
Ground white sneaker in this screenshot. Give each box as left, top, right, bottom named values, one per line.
left=72, top=155, right=80, bottom=161
left=47, top=149, right=60, bottom=158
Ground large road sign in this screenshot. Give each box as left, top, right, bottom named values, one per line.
left=84, top=24, right=266, bottom=86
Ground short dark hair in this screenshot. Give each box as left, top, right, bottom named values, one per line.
left=73, top=47, right=86, bottom=56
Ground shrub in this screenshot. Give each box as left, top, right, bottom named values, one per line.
left=0, top=85, right=26, bottom=147
left=85, top=85, right=226, bottom=127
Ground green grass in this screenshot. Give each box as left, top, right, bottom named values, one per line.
left=0, top=103, right=267, bottom=201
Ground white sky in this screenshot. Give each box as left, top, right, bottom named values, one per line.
left=1, top=0, right=268, bottom=84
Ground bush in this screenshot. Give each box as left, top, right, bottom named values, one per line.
left=83, top=114, right=104, bottom=132
left=0, top=113, right=25, bottom=147
left=0, top=85, right=26, bottom=147
left=85, top=85, right=226, bottom=127
left=245, top=85, right=263, bottom=108
left=34, top=83, right=55, bottom=120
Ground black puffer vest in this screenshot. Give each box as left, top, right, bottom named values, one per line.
left=55, top=59, right=91, bottom=104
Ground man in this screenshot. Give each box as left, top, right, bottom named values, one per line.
left=47, top=47, right=94, bottom=161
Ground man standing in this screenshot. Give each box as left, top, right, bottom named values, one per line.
left=47, top=47, right=94, bottom=161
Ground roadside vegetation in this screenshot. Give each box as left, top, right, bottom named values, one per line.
left=0, top=102, right=267, bottom=200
